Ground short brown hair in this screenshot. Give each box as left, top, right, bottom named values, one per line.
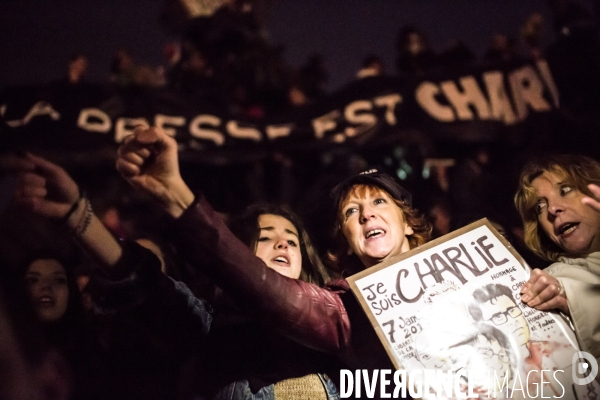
left=328, top=184, right=431, bottom=275
left=514, top=154, right=600, bottom=261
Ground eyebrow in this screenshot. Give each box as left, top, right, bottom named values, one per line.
left=259, top=226, right=299, bottom=238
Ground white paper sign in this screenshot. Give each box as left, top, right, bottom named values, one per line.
left=348, top=219, right=596, bottom=400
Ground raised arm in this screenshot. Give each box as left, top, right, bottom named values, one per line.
left=11, top=153, right=123, bottom=267
left=116, top=126, right=194, bottom=218
left=5, top=152, right=212, bottom=340
left=171, top=194, right=351, bottom=352
left=116, top=127, right=352, bottom=353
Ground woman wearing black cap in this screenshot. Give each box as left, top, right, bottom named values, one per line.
left=327, top=169, right=430, bottom=275
left=116, top=126, right=431, bottom=398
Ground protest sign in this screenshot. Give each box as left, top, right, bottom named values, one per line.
left=347, top=219, right=598, bottom=399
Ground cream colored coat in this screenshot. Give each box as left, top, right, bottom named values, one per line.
left=547, top=252, right=600, bottom=359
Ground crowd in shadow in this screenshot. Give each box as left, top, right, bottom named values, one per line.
left=2, top=0, right=600, bottom=399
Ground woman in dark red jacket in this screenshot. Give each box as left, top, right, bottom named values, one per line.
left=116, top=126, right=431, bottom=398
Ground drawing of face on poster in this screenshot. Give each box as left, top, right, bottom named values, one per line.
left=414, top=331, right=452, bottom=370
left=414, top=329, right=478, bottom=371
left=348, top=220, right=587, bottom=400
left=413, top=283, right=478, bottom=372
left=466, top=324, right=518, bottom=394
left=468, top=284, right=530, bottom=348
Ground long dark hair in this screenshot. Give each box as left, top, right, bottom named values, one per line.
left=229, top=203, right=331, bottom=286
left=20, top=250, right=86, bottom=329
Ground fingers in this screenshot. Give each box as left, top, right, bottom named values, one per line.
left=535, top=293, right=569, bottom=313
left=582, top=184, right=600, bottom=213
left=24, top=153, right=64, bottom=178
left=132, top=127, right=178, bottom=156
left=116, top=157, right=141, bottom=178
left=588, top=184, right=600, bottom=198
left=120, top=147, right=151, bottom=167
left=132, top=126, right=166, bottom=146
left=520, top=268, right=544, bottom=295
left=0, top=153, right=36, bottom=172
left=15, top=172, right=46, bottom=199
left=116, top=145, right=152, bottom=178
left=14, top=172, right=48, bottom=213
left=523, top=283, right=561, bottom=308
left=521, top=269, right=558, bottom=301
left=520, top=268, right=568, bottom=313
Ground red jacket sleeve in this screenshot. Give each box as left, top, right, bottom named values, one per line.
left=171, top=193, right=351, bottom=353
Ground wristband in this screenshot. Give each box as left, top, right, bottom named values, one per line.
left=73, top=197, right=93, bottom=238
left=60, top=190, right=83, bottom=222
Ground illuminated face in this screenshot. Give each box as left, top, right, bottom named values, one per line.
left=532, top=171, right=600, bottom=255
left=467, top=335, right=511, bottom=391
left=25, top=259, right=69, bottom=323
left=479, top=295, right=530, bottom=346
left=254, top=214, right=302, bottom=280
left=341, top=187, right=414, bottom=268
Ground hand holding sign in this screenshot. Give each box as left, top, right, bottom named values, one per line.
left=520, top=269, right=568, bottom=314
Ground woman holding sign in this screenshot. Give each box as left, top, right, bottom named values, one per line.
left=115, top=126, right=431, bottom=395
left=515, top=154, right=600, bottom=359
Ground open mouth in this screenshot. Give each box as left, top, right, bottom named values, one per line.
left=365, top=229, right=384, bottom=239
left=557, top=222, right=579, bottom=236
left=38, top=296, right=55, bottom=306
left=273, top=256, right=289, bottom=265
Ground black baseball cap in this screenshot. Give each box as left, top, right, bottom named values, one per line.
left=330, top=168, right=413, bottom=211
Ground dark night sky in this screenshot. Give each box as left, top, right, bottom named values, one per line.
left=0, top=0, right=594, bottom=90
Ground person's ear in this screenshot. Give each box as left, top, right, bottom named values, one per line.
left=404, top=222, right=414, bottom=236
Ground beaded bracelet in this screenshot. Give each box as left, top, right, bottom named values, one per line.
left=73, top=197, right=93, bottom=238
left=60, top=190, right=83, bottom=223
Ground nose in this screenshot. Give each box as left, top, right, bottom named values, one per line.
left=39, top=278, right=52, bottom=292
left=547, top=196, right=566, bottom=217
left=359, top=206, right=375, bottom=224
left=274, top=238, right=288, bottom=249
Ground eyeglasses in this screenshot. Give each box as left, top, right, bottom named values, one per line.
left=478, top=348, right=510, bottom=363
left=487, top=306, right=522, bottom=326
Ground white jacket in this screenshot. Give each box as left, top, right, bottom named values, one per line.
left=546, top=252, right=600, bottom=359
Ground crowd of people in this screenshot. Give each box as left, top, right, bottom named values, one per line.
left=1, top=127, right=600, bottom=399
left=2, top=0, right=600, bottom=399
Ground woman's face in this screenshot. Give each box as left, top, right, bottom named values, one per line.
left=340, top=186, right=414, bottom=267
left=532, top=171, right=600, bottom=255
left=25, top=259, right=69, bottom=323
left=254, top=214, right=302, bottom=280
